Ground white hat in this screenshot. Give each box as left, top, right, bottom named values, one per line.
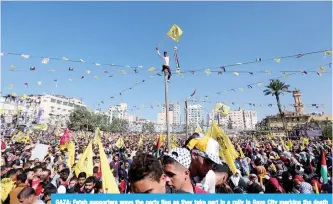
left=192, top=136, right=222, bottom=165
left=167, top=147, right=191, bottom=169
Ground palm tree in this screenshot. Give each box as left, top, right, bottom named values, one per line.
left=263, top=79, right=290, bottom=137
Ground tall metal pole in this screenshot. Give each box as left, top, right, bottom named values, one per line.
left=164, top=70, right=171, bottom=151
left=185, top=100, right=189, bottom=139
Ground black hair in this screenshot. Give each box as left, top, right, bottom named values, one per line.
left=23, top=168, right=34, bottom=174
left=85, top=176, right=96, bottom=184
left=17, top=173, right=27, bottom=183
left=43, top=185, right=57, bottom=197
left=6, top=169, right=17, bottom=178
left=17, top=187, right=35, bottom=199
left=93, top=166, right=99, bottom=174
left=128, top=153, right=163, bottom=183
left=60, top=168, right=70, bottom=175
left=183, top=133, right=201, bottom=148
left=78, top=172, right=87, bottom=179
left=33, top=165, right=42, bottom=172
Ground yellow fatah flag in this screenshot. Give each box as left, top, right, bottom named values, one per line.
left=115, top=137, right=125, bottom=149
left=271, top=140, right=277, bottom=146
left=237, top=145, right=245, bottom=158
left=97, top=136, right=120, bottom=193
left=1, top=178, right=15, bottom=202
left=268, top=133, right=275, bottom=140
left=33, top=124, right=48, bottom=131
left=167, top=24, right=183, bottom=42
left=279, top=136, right=289, bottom=152
left=215, top=103, right=230, bottom=117
left=287, top=140, right=293, bottom=150
left=208, top=121, right=238, bottom=174
left=67, top=142, right=75, bottom=171
left=75, top=141, right=93, bottom=177
left=195, top=123, right=203, bottom=133
left=160, top=134, right=166, bottom=146
left=138, top=136, right=143, bottom=148
left=171, top=135, right=178, bottom=149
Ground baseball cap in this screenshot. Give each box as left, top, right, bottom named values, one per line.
left=166, top=147, right=191, bottom=169
left=192, top=136, right=222, bottom=165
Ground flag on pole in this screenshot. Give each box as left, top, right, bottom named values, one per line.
left=75, top=141, right=93, bottom=177
left=95, top=128, right=120, bottom=193
left=167, top=24, right=183, bottom=42
left=154, top=135, right=161, bottom=157
left=138, top=136, right=143, bottom=148
left=320, top=150, right=328, bottom=184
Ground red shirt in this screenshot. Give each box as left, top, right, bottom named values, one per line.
left=193, top=185, right=208, bottom=194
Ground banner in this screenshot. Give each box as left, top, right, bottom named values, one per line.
left=51, top=194, right=332, bottom=204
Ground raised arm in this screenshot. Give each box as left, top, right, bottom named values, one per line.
left=156, top=47, right=162, bottom=58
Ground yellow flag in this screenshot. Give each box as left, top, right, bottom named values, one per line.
left=215, top=103, right=230, bottom=117
left=138, top=136, right=143, bottom=148
left=1, top=178, right=15, bottom=202
left=115, top=137, right=125, bottom=149
left=237, top=145, right=245, bottom=158
left=253, top=137, right=260, bottom=148
left=314, top=183, right=320, bottom=194
left=287, top=140, right=293, bottom=150
left=75, top=141, right=93, bottom=177
left=195, top=123, right=203, bottom=133
left=67, top=142, right=75, bottom=171
left=171, top=135, right=178, bottom=149
left=207, top=121, right=238, bottom=174
left=279, top=136, right=289, bottom=152
left=167, top=24, right=183, bottom=42
left=32, top=124, right=48, bottom=131
left=268, top=133, right=275, bottom=140
left=95, top=128, right=119, bottom=193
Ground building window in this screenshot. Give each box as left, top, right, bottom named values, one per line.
left=57, top=100, right=62, bottom=104
left=63, top=102, right=68, bottom=106
left=51, top=99, right=56, bottom=103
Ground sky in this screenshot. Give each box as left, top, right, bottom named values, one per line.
left=1, top=1, right=332, bottom=122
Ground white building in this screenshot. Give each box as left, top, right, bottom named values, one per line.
left=108, top=103, right=127, bottom=120
left=208, top=109, right=257, bottom=131
left=187, top=104, right=204, bottom=127
left=0, top=96, right=39, bottom=126
left=29, top=94, right=86, bottom=127
left=157, top=111, right=174, bottom=125
left=162, top=103, right=181, bottom=125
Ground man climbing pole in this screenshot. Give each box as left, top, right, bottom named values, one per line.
left=156, top=47, right=171, bottom=82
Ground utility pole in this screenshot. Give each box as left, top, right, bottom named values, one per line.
left=164, top=70, right=171, bottom=151
left=185, top=100, right=189, bottom=139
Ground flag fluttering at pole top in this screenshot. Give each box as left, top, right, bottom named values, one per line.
left=167, top=24, right=183, bottom=42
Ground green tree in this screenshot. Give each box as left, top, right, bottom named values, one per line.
left=263, top=79, right=290, bottom=136
left=109, top=117, right=129, bottom=133
left=142, top=122, right=155, bottom=133
left=321, top=121, right=332, bottom=139
left=68, top=107, right=93, bottom=131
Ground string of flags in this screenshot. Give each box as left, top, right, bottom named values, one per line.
left=2, top=52, right=144, bottom=69
left=124, top=101, right=326, bottom=112
left=191, top=63, right=332, bottom=101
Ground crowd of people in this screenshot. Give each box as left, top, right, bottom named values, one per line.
left=1, top=128, right=332, bottom=204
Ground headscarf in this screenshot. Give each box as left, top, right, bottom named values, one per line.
left=299, top=181, right=314, bottom=194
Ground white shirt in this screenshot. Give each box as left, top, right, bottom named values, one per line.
left=157, top=50, right=170, bottom=66
left=201, top=170, right=216, bottom=193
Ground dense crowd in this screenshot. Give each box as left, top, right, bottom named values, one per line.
left=1, top=129, right=332, bottom=204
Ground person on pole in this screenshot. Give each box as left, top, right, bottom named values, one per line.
left=156, top=47, right=171, bottom=82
